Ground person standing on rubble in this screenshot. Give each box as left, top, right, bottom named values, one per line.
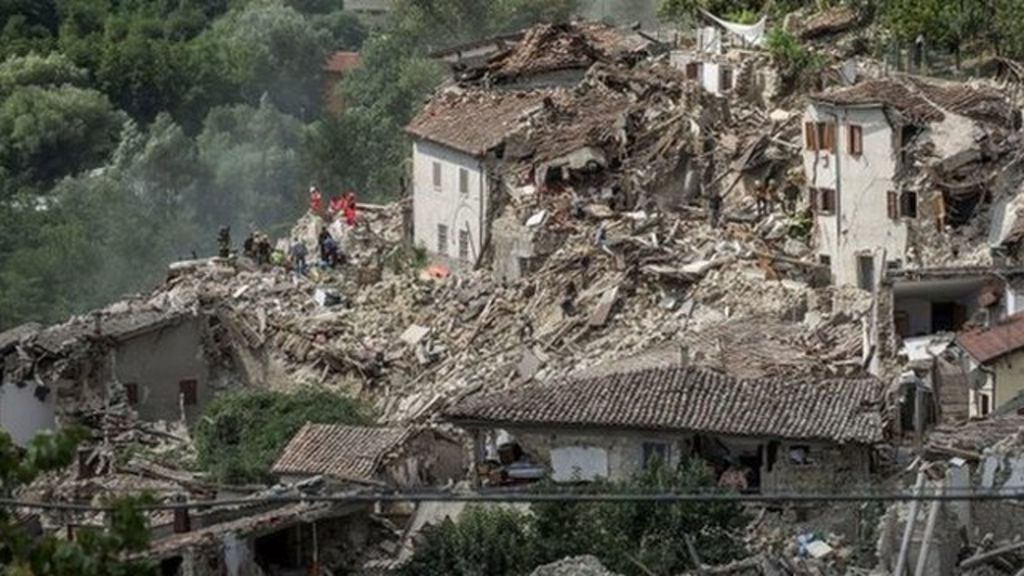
left=254, top=232, right=272, bottom=266
left=756, top=178, right=776, bottom=220
left=217, top=225, right=231, bottom=258
left=343, top=191, right=358, bottom=227
left=288, top=239, right=308, bottom=276
left=243, top=231, right=256, bottom=259
left=318, top=227, right=332, bottom=263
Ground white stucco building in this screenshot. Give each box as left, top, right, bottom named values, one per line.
left=405, top=90, right=551, bottom=267
left=801, top=80, right=946, bottom=288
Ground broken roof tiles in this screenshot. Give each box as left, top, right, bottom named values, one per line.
left=272, top=424, right=414, bottom=483
left=33, top=309, right=187, bottom=355
left=957, top=312, right=1024, bottom=364
left=405, top=89, right=554, bottom=156
left=810, top=77, right=1013, bottom=126
left=484, top=22, right=648, bottom=81
left=446, top=364, right=885, bottom=444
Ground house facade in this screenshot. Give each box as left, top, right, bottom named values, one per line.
left=803, top=94, right=906, bottom=289
left=957, top=312, right=1024, bottom=416
left=0, top=309, right=220, bottom=444
left=405, top=90, right=551, bottom=268
left=445, top=363, right=884, bottom=492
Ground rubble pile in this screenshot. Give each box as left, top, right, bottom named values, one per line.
left=530, top=556, right=621, bottom=576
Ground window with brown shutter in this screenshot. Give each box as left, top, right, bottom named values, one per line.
left=179, top=380, right=198, bottom=406
left=887, top=190, right=898, bottom=219
left=805, top=122, right=817, bottom=150
left=823, top=123, right=836, bottom=152
left=848, top=125, right=863, bottom=156
left=685, top=62, right=701, bottom=80
left=809, top=186, right=818, bottom=211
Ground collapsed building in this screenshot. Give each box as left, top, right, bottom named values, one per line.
left=9, top=10, right=1024, bottom=576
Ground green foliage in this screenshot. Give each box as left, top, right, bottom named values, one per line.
left=310, top=10, right=368, bottom=50
left=400, top=507, right=539, bottom=576
left=0, top=52, right=87, bottom=96
left=766, top=26, right=822, bottom=89
left=390, top=0, right=580, bottom=46
left=193, top=0, right=328, bottom=120
left=304, top=33, right=442, bottom=199
left=402, top=461, right=750, bottom=576
left=0, top=84, right=125, bottom=194
left=195, top=388, right=372, bottom=484
left=196, top=98, right=306, bottom=233
left=0, top=428, right=155, bottom=575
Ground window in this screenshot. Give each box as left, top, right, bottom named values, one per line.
left=811, top=187, right=836, bottom=214
left=458, top=168, right=469, bottom=195
left=900, top=191, right=918, bottom=218
left=888, top=190, right=918, bottom=219
left=804, top=121, right=836, bottom=152
left=432, top=161, right=442, bottom=190
left=642, top=442, right=669, bottom=469
left=818, top=254, right=831, bottom=266
left=685, top=61, right=701, bottom=80
left=124, top=383, right=139, bottom=405
left=437, top=224, right=448, bottom=255
left=178, top=380, right=198, bottom=406
left=719, top=66, right=733, bottom=91
left=858, top=255, right=875, bottom=290
left=980, top=394, right=991, bottom=416
left=848, top=124, right=863, bottom=156
left=458, top=229, right=470, bottom=262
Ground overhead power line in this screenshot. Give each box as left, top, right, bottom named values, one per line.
left=3, top=488, right=1024, bottom=513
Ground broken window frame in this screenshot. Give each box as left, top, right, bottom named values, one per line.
left=847, top=124, right=863, bottom=156
left=432, top=161, right=442, bottom=190
left=437, top=224, right=448, bottom=255
left=178, top=380, right=198, bottom=406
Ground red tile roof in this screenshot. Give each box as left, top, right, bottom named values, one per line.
left=446, top=364, right=884, bottom=444
left=485, top=22, right=647, bottom=81
left=272, top=424, right=414, bottom=482
left=957, top=312, right=1024, bottom=364
left=323, top=51, right=362, bottom=73
left=405, top=89, right=554, bottom=156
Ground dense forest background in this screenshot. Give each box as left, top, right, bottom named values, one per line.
left=2, top=0, right=1023, bottom=329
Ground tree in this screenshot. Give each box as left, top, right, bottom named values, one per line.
left=0, top=84, right=124, bottom=195
left=196, top=98, right=306, bottom=234
left=191, top=0, right=329, bottom=120
left=399, top=506, right=540, bottom=576
left=402, top=461, right=750, bottom=576
left=310, top=10, right=368, bottom=51
left=0, top=0, right=59, bottom=60
left=195, top=388, right=371, bottom=484
left=303, top=33, right=442, bottom=200
left=0, top=52, right=87, bottom=96
left=0, top=428, right=155, bottom=575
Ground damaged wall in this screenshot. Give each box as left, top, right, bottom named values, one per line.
left=411, top=139, right=489, bottom=266
left=0, top=379, right=56, bottom=446
left=114, top=317, right=212, bottom=424
left=804, top=103, right=906, bottom=287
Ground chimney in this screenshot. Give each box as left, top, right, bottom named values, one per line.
left=172, top=494, right=191, bottom=534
